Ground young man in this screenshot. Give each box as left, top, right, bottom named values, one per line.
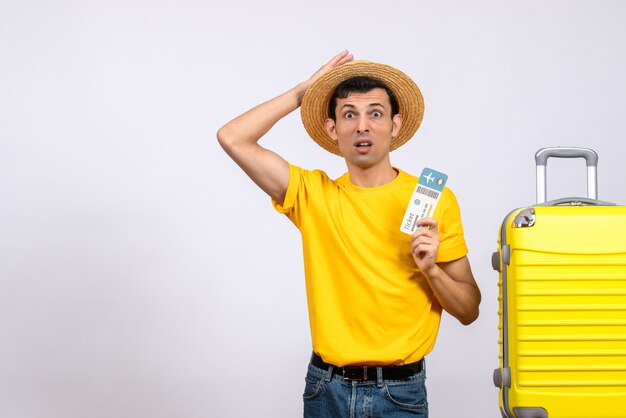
left=217, top=51, right=481, bottom=418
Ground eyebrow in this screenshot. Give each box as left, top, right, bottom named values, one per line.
left=340, top=103, right=386, bottom=110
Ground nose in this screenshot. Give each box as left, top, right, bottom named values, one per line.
left=356, top=115, right=369, bottom=134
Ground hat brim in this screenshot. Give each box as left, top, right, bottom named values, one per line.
left=300, top=60, right=424, bottom=156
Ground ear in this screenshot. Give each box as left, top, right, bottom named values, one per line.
left=391, top=114, right=403, bottom=137
left=325, top=118, right=338, bottom=141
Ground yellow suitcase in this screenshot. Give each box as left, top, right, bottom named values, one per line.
left=492, top=147, right=626, bottom=418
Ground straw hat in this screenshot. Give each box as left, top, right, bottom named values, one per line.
left=300, top=60, right=424, bottom=156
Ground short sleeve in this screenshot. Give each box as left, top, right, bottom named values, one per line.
left=272, top=163, right=301, bottom=214
left=434, top=187, right=468, bottom=262
left=271, top=163, right=327, bottom=229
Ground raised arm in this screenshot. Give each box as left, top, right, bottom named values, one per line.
left=411, top=218, right=481, bottom=325
left=216, top=51, right=353, bottom=205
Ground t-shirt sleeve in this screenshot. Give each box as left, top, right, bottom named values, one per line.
left=434, top=187, right=468, bottom=262
left=272, top=163, right=301, bottom=214
left=271, top=163, right=313, bottom=228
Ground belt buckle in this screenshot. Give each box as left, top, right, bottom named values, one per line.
left=342, top=366, right=369, bottom=381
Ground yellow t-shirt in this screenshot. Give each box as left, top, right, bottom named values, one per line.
left=273, top=164, right=468, bottom=366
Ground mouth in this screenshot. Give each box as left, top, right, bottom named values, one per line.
left=353, top=140, right=373, bottom=149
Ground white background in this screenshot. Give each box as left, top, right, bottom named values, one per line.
left=1, top=1, right=625, bottom=417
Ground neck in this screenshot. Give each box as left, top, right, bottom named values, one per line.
left=346, top=163, right=398, bottom=188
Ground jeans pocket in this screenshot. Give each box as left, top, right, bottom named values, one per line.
left=383, top=380, right=427, bottom=411
left=303, top=375, right=324, bottom=401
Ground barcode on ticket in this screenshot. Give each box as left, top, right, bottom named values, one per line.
left=416, top=185, right=440, bottom=200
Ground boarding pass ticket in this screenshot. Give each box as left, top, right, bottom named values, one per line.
left=400, top=168, right=448, bottom=235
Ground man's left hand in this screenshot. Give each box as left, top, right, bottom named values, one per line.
left=410, top=218, right=439, bottom=276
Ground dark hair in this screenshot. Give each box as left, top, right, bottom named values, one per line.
left=327, top=76, right=399, bottom=121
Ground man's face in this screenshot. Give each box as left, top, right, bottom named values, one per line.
left=325, top=88, right=402, bottom=170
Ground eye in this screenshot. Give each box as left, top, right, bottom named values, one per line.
left=371, top=110, right=382, bottom=118
left=344, top=111, right=355, bottom=119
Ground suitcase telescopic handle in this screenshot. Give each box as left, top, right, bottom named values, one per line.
left=535, top=147, right=599, bottom=204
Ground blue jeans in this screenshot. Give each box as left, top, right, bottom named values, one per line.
left=303, top=361, right=428, bottom=418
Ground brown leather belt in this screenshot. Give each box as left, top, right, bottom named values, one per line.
left=311, top=352, right=423, bottom=381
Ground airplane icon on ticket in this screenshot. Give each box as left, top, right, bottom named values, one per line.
left=422, top=172, right=435, bottom=184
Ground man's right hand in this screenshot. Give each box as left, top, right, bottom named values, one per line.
left=297, top=50, right=354, bottom=105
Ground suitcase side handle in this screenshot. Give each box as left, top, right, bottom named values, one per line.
left=535, top=147, right=598, bottom=204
